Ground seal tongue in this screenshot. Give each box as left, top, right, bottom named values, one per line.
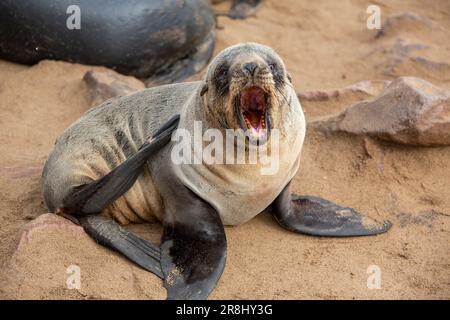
left=250, top=125, right=264, bottom=138
left=240, top=87, right=266, bottom=137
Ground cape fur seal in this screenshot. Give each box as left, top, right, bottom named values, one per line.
left=42, top=43, right=392, bottom=299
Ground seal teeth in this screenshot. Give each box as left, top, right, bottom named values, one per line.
left=244, top=117, right=252, bottom=129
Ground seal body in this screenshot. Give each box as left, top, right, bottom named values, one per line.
left=42, top=80, right=305, bottom=226
left=0, top=0, right=215, bottom=84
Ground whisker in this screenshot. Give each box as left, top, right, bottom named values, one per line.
left=280, top=78, right=296, bottom=91
left=275, top=86, right=291, bottom=109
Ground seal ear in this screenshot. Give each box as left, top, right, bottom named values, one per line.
left=287, top=72, right=292, bottom=83
left=200, top=83, right=208, bottom=96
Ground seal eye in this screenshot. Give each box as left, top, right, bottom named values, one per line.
left=214, top=65, right=229, bottom=96
left=269, top=64, right=276, bottom=72
left=269, top=62, right=283, bottom=88
left=218, top=69, right=228, bottom=82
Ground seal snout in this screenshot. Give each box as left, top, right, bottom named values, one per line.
left=243, top=62, right=258, bottom=76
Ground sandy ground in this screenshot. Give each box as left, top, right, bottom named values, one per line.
left=0, top=0, right=449, bottom=299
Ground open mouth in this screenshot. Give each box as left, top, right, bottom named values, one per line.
left=235, top=86, right=271, bottom=141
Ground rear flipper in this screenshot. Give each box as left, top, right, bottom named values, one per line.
left=215, top=0, right=263, bottom=20
left=79, top=215, right=163, bottom=278
left=272, top=182, right=392, bottom=237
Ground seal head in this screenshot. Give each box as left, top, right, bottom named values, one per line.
left=201, top=43, right=292, bottom=144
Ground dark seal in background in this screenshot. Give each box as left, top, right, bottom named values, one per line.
left=0, top=0, right=216, bottom=85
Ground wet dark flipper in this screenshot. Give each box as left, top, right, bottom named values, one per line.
left=79, top=215, right=163, bottom=278
left=62, top=115, right=180, bottom=215
left=272, top=183, right=392, bottom=237
left=151, top=114, right=181, bottom=138
left=160, top=184, right=227, bottom=300
left=215, top=0, right=263, bottom=20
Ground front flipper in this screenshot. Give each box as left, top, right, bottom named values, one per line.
left=62, top=115, right=180, bottom=215
left=160, top=184, right=227, bottom=300
left=272, top=183, right=392, bottom=237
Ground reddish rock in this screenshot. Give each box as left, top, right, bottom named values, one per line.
left=5, top=213, right=165, bottom=299
left=17, top=214, right=87, bottom=251
left=315, top=77, right=450, bottom=146
left=376, top=12, right=434, bottom=38
left=366, top=38, right=430, bottom=77
left=298, top=80, right=391, bottom=101
left=83, top=70, right=145, bottom=106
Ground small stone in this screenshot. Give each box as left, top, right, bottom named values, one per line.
left=17, top=214, right=86, bottom=251
left=83, top=69, right=145, bottom=106
left=298, top=80, right=391, bottom=101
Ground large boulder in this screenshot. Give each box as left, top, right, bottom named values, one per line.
left=315, top=77, right=450, bottom=146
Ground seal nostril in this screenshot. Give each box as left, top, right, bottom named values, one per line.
left=243, top=62, right=258, bottom=75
